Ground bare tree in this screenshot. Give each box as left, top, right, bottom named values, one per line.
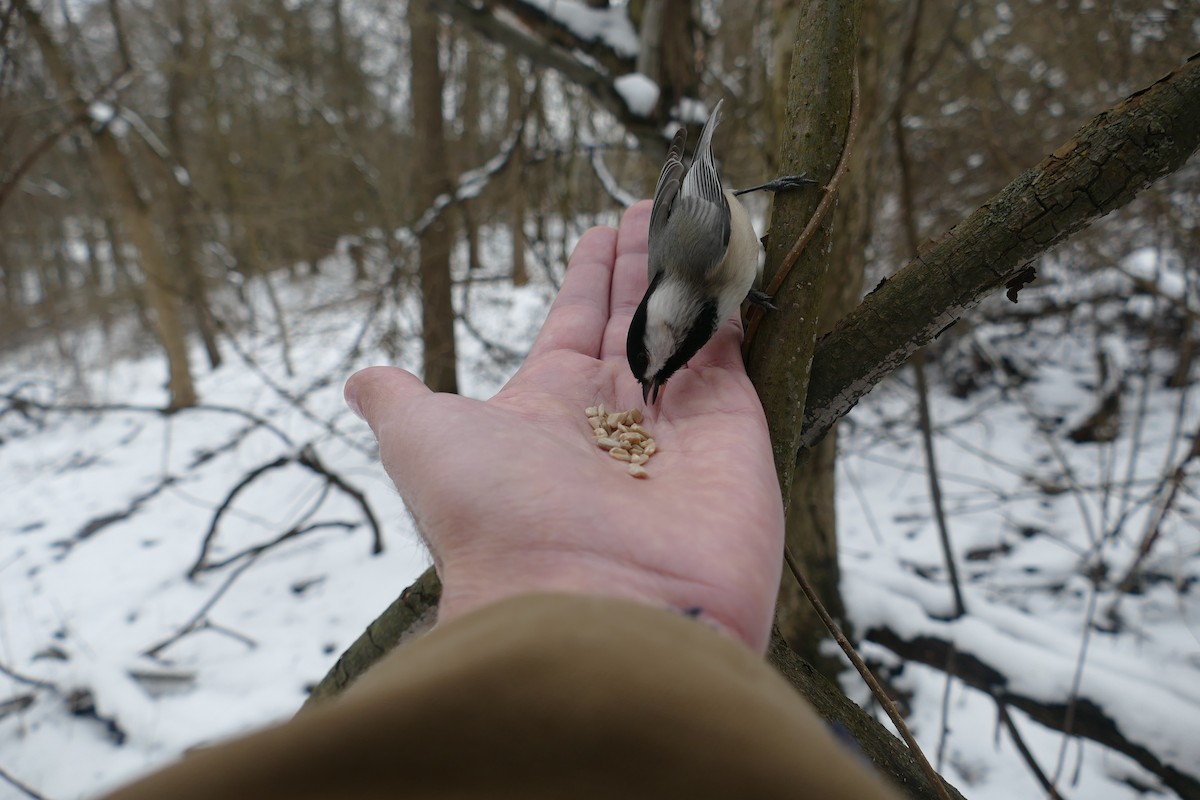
left=410, top=0, right=460, bottom=394
left=16, top=0, right=198, bottom=409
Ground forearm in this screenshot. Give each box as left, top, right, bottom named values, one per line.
left=103, top=594, right=899, bottom=800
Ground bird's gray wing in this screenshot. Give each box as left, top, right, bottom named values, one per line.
left=648, top=128, right=687, bottom=282
left=679, top=99, right=730, bottom=239
left=676, top=99, right=731, bottom=276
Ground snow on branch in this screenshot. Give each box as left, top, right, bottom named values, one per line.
left=397, top=114, right=528, bottom=252
left=503, top=0, right=639, bottom=58
left=433, top=0, right=668, bottom=150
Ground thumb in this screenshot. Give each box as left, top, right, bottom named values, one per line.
left=345, top=366, right=432, bottom=436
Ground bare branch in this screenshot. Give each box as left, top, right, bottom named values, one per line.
left=1, top=390, right=295, bottom=447
left=0, top=66, right=131, bottom=213
left=0, top=765, right=49, bottom=800
left=145, top=552, right=265, bottom=660
left=189, top=444, right=383, bottom=579
left=992, top=693, right=1069, bottom=800
left=432, top=0, right=667, bottom=153
left=800, top=53, right=1200, bottom=456
left=0, top=660, right=57, bottom=693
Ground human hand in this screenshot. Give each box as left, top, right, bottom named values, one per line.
left=345, top=201, right=784, bottom=652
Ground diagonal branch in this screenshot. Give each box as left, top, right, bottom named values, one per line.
left=0, top=66, right=131, bottom=213
left=799, top=52, right=1200, bottom=458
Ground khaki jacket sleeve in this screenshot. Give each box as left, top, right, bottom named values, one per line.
left=102, top=593, right=901, bottom=800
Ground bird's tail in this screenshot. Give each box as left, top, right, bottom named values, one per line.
left=693, top=98, right=723, bottom=168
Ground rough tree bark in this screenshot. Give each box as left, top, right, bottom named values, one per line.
left=744, top=0, right=860, bottom=506
left=306, top=50, right=1200, bottom=800
left=18, top=0, right=198, bottom=409
left=771, top=0, right=884, bottom=677
left=410, top=0, right=460, bottom=394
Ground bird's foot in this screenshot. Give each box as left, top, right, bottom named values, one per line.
left=745, top=289, right=777, bottom=311
left=733, top=173, right=818, bottom=196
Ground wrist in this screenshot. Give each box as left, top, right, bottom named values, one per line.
left=435, top=550, right=769, bottom=652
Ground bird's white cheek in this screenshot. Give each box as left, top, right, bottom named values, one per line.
left=645, top=321, right=677, bottom=375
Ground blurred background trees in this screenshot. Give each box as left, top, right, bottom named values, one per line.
left=4, top=0, right=1192, bottom=408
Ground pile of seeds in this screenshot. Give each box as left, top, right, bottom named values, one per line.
left=586, top=404, right=658, bottom=479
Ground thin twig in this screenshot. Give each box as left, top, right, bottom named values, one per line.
left=298, top=445, right=384, bottom=555
left=1052, top=583, right=1100, bottom=788
left=189, top=454, right=292, bottom=578
left=0, top=765, right=49, bottom=800
left=993, top=693, right=1067, bottom=800
left=935, top=644, right=957, bottom=772
left=190, top=444, right=383, bottom=577
left=1113, top=421, right=1200, bottom=596
left=2, top=391, right=294, bottom=447
left=888, top=7, right=970, bottom=766
left=913, top=352, right=967, bottom=619
left=742, top=66, right=862, bottom=355
left=199, top=521, right=355, bottom=573
left=784, top=548, right=953, bottom=800
left=144, top=552, right=265, bottom=659
left=972, top=335, right=1101, bottom=546
left=0, top=660, right=57, bottom=692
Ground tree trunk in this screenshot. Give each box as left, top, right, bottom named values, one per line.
left=746, top=0, right=861, bottom=678
left=745, top=0, right=861, bottom=501
left=410, top=0, right=459, bottom=394
left=773, top=1, right=884, bottom=678
left=166, top=0, right=221, bottom=370
left=506, top=58, right=528, bottom=286
left=17, top=0, right=198, bottom=409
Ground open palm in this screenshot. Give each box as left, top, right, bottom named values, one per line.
left=346, top=201, right=784, bottom=651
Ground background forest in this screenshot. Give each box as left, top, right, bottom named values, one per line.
left=1, top=1, right=1198, bottom=799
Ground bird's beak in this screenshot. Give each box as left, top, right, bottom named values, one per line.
left=642, top=378, right=662, bottom=406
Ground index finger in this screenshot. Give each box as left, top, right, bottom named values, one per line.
left=525, top=223, right=618, bottom=361
left=601, top=201, right=653, bottom=361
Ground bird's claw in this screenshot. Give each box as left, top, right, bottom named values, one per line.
left=745, top=289, right=777, bottom=311
left=733, top=173, right=818, bottom=197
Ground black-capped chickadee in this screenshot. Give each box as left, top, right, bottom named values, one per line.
left=626, top=99, right=814, bottom=405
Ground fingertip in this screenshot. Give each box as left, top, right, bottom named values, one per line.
left=564, top=225, right=619, bottom=278
left=345, top=366, right=431, bottom=431
left=616, top=200, right=654, bottom=256
left=628, top=198, right=653, bottom=217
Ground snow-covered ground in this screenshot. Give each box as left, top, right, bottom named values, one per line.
left=1, top=232, right=1197, bottom=799
left=838, top=248, right=1200, bottom=799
